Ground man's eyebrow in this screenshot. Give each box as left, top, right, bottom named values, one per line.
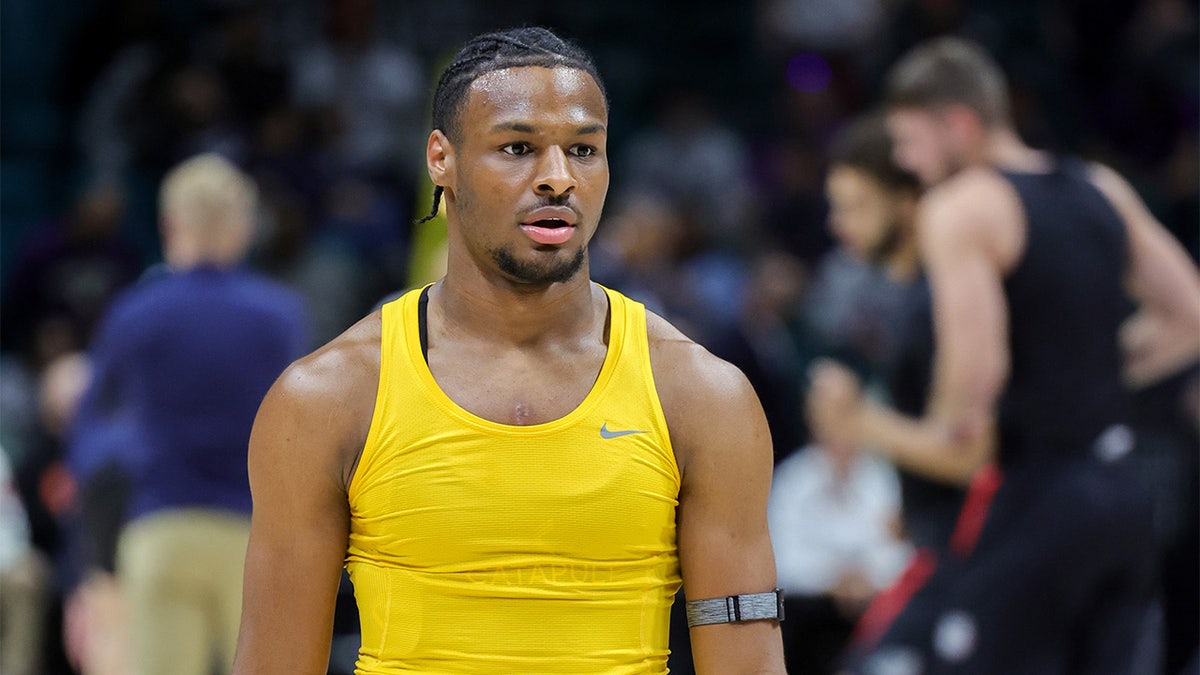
left=488, top=122, right=607, bottom=135
left=491, top=122, right=536, bottom=134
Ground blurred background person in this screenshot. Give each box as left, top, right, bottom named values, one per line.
left=1, top=443, right=46, bottom=675
left=63, top=153, right=311, bottom=675
left=802, top=113, right=973, bottom=669
left=769, top=430, right=911, bottom=675
left=828, top=114, right=966, bottom=542
left=0, top=182, right=142, bottom=370
left=810, top=37, right=1200, bottom=673
left=805, top=113, right=921, bottom=373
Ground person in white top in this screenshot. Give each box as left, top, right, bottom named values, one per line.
left=769, top=436, right=912, bottom=673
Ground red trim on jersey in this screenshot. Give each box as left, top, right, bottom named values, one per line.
left=850, top=547, right=938, bottom=650
left=949, top=462, right=1004, bottom=558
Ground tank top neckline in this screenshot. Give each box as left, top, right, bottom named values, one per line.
left=404, top=283, right=626, bottom=436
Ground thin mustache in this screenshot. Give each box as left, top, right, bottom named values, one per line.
left=540, top=194, right=571, bottom=207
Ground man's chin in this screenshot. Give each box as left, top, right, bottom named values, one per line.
left=494, top=246, right=587, bottom=285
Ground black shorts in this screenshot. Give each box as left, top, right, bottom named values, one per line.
left=847, top=453, right=1158, bottom=675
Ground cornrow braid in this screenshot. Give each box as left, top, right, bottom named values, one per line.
left=415, top=186, right=444, bottom=225
left=414, top=27, right=607, bottom=225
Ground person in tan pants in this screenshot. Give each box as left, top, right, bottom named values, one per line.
left=66, top=154, right=310, bottom=675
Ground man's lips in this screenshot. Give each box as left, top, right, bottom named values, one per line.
left=520, top=223, right=574, bottom=245
left=521, top=205, right=577, bottom=226
left=520, top=206, right=577, bottom=245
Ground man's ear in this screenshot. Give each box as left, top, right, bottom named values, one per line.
left=944, top=104, right=985, bottom=142
left=427, top=130, right=454, bottom=189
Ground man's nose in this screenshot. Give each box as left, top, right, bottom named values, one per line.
left=534, top=146, right=576, bottom=196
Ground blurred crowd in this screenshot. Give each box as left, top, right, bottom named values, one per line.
left=1, top=0, right=1196, bottom=674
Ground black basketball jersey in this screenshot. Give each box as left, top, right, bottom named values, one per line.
left=889, top=276, right=966, bottom=549
left=996, top=158, right=1134, bottom=465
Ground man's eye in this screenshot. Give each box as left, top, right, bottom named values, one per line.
left=571, top=145, right=597, bottom=158
left=502, top=143, right=532, bottom=156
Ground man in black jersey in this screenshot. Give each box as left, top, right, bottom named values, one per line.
left=809, top=37, right=1200, bottom=673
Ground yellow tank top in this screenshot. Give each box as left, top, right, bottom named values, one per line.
left=346, top=285, right=682, bottom=674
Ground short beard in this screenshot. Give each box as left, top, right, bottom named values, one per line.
left=493, top=246, right=586, bottom=284
left=866, top=218, right=903, bottom=266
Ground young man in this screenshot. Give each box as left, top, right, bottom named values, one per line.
left=233, top=28, right=786, bottom=674
left=808, top=37, right=1200, bottom=673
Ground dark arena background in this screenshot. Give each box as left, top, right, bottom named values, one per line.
left=1, top=1, right=1195, bottom=673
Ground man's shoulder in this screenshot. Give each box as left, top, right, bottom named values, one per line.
left=645, top=311, right=743, bottom=387
left=644, top=310, right=759, bottom=422
left=100, top=270, right=175, bottom=326
left=274, top=310, right=383, bottom=408
left=924, top=167, right=1014, bottom=212
left=919, top=167, right=1024, bottom=251
left=230, top=270, right=310, bottom=315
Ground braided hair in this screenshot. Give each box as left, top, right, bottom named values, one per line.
left=415, top=27, right=608, bottom=224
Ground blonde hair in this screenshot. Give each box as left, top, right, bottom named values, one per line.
left=159, top=153, right=258, bottom=235
left=885, top=37, right=1011, bottom=128
left=158, top=154, right=259, bottom=267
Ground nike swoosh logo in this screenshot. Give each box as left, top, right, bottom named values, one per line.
left=600, top=422, right=647, bottom=439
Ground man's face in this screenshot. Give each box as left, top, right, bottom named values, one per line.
left=825, top=165, right=899, bottom=264
left=886, top=107, right=962, bottom=187
left=442, top=66, right=609, bottom=285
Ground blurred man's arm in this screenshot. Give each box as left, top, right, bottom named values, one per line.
left=653, top=323, right=786, bottom=674
left=233, top=318, right=379, bottom=675
left=808, top=171, right=1019, bottom=486
left=1089, top=164, right=1200, bottom=388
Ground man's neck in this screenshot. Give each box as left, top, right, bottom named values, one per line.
left=434, top=270, right=602, bottom=348
left=885, top=238, right=921, bottom=284
left=982, top=128, right=1049, bottom=172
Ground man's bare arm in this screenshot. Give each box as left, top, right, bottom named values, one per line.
left=906, top=172, right=1018, bottom=479
left=651, top=318, right=786, bottom=674
left=232, top=317, right=379, bottom=674
left=1089, top=163, right=1200, bottom=388
left=808, top=172, right=1016, bottom=486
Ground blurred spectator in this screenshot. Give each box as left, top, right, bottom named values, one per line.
left=617, top=86, right=760, bottom=252
left=75, top=19, right=247, bottom=179
left=63, top=566, right=128, bottom=675
left=591, top=190, right=744, bottom=347
left=802, top=113, right=922, bottom=370
left=591, top=192, right=691, bottom=321
left=709, top=249, right=812, bottom=459
left=758, top=140, right=834, bottom=268
left=1, top=181, right=143, bottom=368
left=253, top=177, right=372, bottom=346
left=287, top=0, right=426, bottom=304
left=757, top=0, right=885, bottom=53
left=768, top=437, right=911, bottom=675
left=206, top=4, right=290, bottom=134
left=64, top=0, right=178, bottom=182
left=803, top=251, right=905, bottom=370
left=289, top=0, right=426, bottom=179
left=0, top=444, right=50, bottom=675
left=138, top=63, right=248, bottom=172
left=65, top=154, right=310, bottom=675
left=805, top=113, right=968, bottom=556
left=4, top=351, right=95, bottom=675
